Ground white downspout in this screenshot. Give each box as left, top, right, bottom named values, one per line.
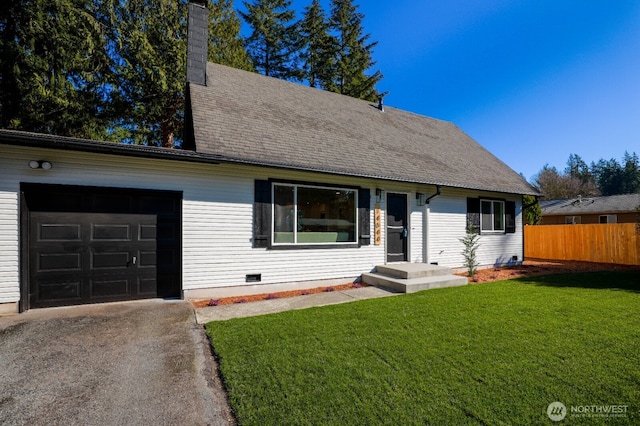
left=423, top=203, right=429, bottom=264
left=423, top=185, right=441, bottom=264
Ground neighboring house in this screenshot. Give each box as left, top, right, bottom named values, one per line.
left=0, top=3, right=538, bottom=313
left=540, top=194, right=640, bottom=225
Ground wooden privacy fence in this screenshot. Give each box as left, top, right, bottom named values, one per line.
left=524, top=223, right=640, bottom=265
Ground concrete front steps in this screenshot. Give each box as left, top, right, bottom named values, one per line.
left=361, top=263, right=468, bottom=293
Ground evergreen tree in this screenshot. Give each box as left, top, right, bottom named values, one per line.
left=299, top=0, right=335, bottom=89
left=3, top=0, right=252, bottom=146
left=591, top=158, right=625, bottom=196
left=0, top=0, right=112, bottom=139
left=240, top=0, right=301, bottom=80
left=103, top=0, right=189, bottom=147
left=103, top=0, right=252, bottom=147
left=591, top=152, right=640, bottom=195
left=523, top=194, right=542, bottom=225
left=459, top=221, right=480, bottom=277
left=621, top=151, right=640, bottom=194
left=533, top=152, right=640, bottom=198
left=565, top=154, right=592, bottom=184
left=328, top=0, right=382, bottom=101
left=564, top=153, right=599, bottom=195
left=208, top=0, right=254, bottom=71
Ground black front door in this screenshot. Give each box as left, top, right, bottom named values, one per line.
left=23, top=184, right=181, bottom=309
left=386, top=193, right=408, bottom=263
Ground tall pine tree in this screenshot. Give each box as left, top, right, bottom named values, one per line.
left=240, top=0, right=301, bottom=80
left=328, top=0, right=382, bottom=101
left=103, top=0, right=189, bottom=147
left=208, top=0, right=254, bottom=71
left=2, top=0, right=251, bottom=146
left=103, top=0, right=251, bottom=147
left=622, top=151, right=640, bottom=194
left=592, top=158, right=626, bottom=196
left=299, top=0, right=334, bottom=89
left=0, top=0, right=112, bottom=138
left=564, top=153, right=599, bottom=195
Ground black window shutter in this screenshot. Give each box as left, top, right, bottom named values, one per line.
left=466, top=198, right=480, bottom=234
left=358, top=188, right=371, bottom=246
left=505, top=201, right=516, bottom=234
left=253, top=180, right=271, bottom=248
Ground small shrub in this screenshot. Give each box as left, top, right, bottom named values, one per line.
left=324, top=287, right=335, bottom=292
left=235, top=298, right=248, bottom=304
left=208, top=298, right=222, bottom=307
left=301, top=291, right=311, bottom=295
left=265, top=294, right=279, bottom=300
left=459, top=221, right=481, bottom=277
left=352, top=283, right=362, bottom=289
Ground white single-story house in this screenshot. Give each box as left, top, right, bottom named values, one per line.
left=0, top=3, right=539, bottom=313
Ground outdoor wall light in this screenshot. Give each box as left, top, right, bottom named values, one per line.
left=416, top=192, right=426, bottom=206
left=28, top=160, right=53, bottom=170
left=375, top=188, right=384, bottom=203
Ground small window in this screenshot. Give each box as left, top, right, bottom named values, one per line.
left=272, top=184, right=357, bottom=245
left=480, top=200, right=505, bottom=232
left=599, top=215, right=617, bottom=224
left=565, top=216, right=581, bottom=224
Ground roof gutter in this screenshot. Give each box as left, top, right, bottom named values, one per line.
left=0, top=129, right=221, bottom=165
left=1, top=129, right=542, bottom=196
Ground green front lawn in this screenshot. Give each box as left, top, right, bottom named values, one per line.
left=205, top=271, right=640, bottom=425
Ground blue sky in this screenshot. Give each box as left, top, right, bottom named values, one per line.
left=237, top=0, right=640, bottom=182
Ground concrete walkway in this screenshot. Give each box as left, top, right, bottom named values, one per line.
left=195, top=285, right=400, bottom=323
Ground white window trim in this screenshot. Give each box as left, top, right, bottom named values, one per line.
left=271, top=183, right=358, bottom=246
left=480, top=199, right=505, bottom=234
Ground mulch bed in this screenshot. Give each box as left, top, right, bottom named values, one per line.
left=464, top=258, right=640, bottom=283
left=192, top=259, right=640, bottom=308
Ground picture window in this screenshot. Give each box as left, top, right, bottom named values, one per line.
left=273, top=184, right=357, bottom=245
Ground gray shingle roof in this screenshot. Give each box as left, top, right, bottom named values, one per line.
left=188, top=62, right=539, bottom=195
left=540, top=194, right=640, bottom=215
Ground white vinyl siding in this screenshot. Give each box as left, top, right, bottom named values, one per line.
left=427, top=188, right=523, bottom=268
left=410, top=195, right=425, bottom=263
left=0, top=145, right=383, bottom=299
left=0, top=189, right=19, bottom=303
left=1, top=144, right=525, bottom=304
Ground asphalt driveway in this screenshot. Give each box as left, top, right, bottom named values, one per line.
left=0, top=299, right=234, bottom=426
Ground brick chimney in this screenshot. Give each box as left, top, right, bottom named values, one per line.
left=186, top=1, right=208, bottom=86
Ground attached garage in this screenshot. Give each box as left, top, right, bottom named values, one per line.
left=21, top=183, right=181, bottom=309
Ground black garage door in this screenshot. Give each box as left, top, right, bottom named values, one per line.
left=23, top=184, right=181, bottom=309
